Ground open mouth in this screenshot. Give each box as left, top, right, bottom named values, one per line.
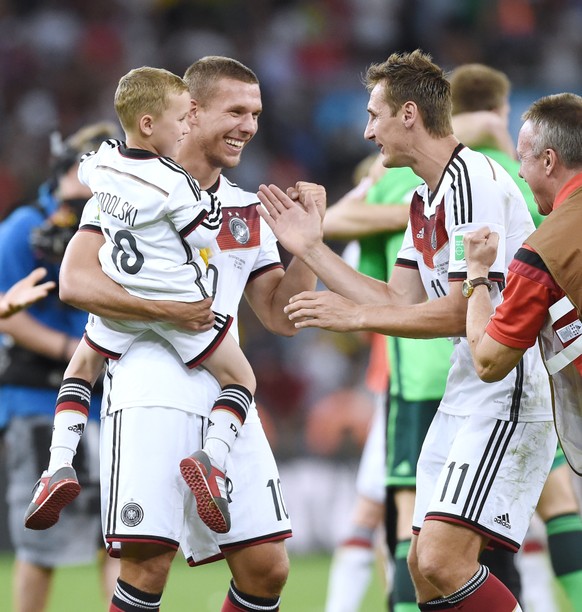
left=225, top=138, right=244, bottom=150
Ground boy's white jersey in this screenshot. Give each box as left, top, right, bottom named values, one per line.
left=80, top=175, right=283, bottom=416
left=396, top=144, right=552, bottom=422
left=78, top=140, right=222, bottom=301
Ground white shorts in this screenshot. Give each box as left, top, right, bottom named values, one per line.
left=100, top=404, right=292, bottom=565
left=413, top=411, right=556, bottom=552
left=355, top=394, right=386, bottom=504
left=85, top=312, right=232, bottom=368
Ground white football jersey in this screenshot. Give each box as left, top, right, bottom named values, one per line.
left=78, top=140, right=221, bottom=301
left=80, top=175, right=283, bottom=416
left=396, top=145, right=552, bottom=421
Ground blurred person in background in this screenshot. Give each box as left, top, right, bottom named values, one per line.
left=0, top=122, right=120, bottom=612
left=0, top=268, right=56, bottom=319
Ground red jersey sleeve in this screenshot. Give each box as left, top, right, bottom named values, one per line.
left=486, top=246, right=561, bottom=350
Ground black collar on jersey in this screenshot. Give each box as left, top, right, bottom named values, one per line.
left=429, top=142, right=466, bottom=204
left=206, top=176, right=221, bottom=194
left=119, top=144, right=160, bottom=159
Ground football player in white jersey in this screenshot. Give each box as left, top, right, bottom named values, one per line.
left=58, top=56, right=325, bottom=612
left=257, top=50, right=556, bottom=612
left=25, top=67, right=258, bottom=537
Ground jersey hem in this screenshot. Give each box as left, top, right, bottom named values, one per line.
left=413, top=513, right=519, bottom=552
left=186, top=529, right=293, bottom=567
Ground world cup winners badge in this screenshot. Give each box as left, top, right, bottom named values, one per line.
left=228, top=213, right=250, bottom=245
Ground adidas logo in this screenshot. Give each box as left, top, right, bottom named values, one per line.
left=68, top=423, right=85, bottom=436
left=216, top=476, right=227, bottom=499
left=494, top=513, right=511, bottom=529
left=32, top=482, right=46, bottom=503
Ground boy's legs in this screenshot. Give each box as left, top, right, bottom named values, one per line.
left=25, top=342, right=104, bottom=530
left=179, top=333, right=255, bottom=533
left=8, top=416, right=104, bottom=608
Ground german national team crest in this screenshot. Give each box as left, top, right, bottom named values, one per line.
left=217, top=206, right=260, bottom=250
left=121, top=502, right=144, bottom=527
left=229, top=215, right=250, bottom=245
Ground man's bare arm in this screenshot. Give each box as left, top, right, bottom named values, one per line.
left=324, top=192, right=410, bottom=240
left=245, top=181, right=325, bottom=336
left=323, top=158, right=409, bottom=240
left=0, top=309, right=79, bottom=361
left=283, top=265, right=468, bottom=338
left=244, top=258, right=318, bottom=337
left=257, top=183, right=395, bottom=305
left=60, top=231, right=214, bottom=331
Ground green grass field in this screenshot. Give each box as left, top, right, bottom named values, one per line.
left=0, top=551, right=387, bottom=611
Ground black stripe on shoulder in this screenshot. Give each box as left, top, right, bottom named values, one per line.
left=159, top=157, right=201, bottom=199
left=179, top=210, right=208, bottom=238
left=514, top=247, right=549, bottom=273
left=448, top=156, right=472, bottom=225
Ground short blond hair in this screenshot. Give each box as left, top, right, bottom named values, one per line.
left=114, top=66, right=188, bottom=133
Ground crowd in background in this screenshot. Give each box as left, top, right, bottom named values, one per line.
left=3, top=0, right=582, bottom=214
left=1, top=0, right=582, bottom=518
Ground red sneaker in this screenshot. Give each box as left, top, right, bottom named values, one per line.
left=24, top=466, right=81, bottom=530
left=180, top=451, right=230, bottom=533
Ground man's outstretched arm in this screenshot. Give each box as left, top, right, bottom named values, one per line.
left=257, top=183, right=467, bottom=339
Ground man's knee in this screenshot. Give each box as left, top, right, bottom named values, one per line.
left=414, top=523, right=483, bottom=591
left=227, top=542, right=289, bottom=597
left=119, top=543, right=176, bottom=593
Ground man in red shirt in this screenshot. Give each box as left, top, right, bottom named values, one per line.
left=464, top=92, right=582, bottom=475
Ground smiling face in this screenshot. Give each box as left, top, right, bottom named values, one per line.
left=191, top=78, right=262, bottom=170
left=364, top=82, right=405, bottom=168
left=517, top=120, right=553, bottom=216
left=150, top=90, right=192, bottom=158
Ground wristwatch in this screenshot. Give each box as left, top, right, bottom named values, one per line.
left=462, top=277, right=493, bottom=298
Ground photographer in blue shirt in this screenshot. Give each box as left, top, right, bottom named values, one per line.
left=0, top=122, right=119, bottom=612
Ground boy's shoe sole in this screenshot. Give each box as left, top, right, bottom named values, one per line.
left=24, top=466, right=80, bottom=530
left=180, top=451, right=231, bottom=533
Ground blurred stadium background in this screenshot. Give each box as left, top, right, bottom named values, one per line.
left=1, top=1, right=581, bottom=607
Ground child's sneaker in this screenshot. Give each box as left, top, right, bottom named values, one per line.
left=180, top=450, right=230, bottom=533
left=24, top=465, right=80, bottom=530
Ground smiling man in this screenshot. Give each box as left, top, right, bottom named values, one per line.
left=59, top=56, right=325, bottom=612
left=257, top=49, right=556, bottom=611
left=463, top=93, right=582, bottom=477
